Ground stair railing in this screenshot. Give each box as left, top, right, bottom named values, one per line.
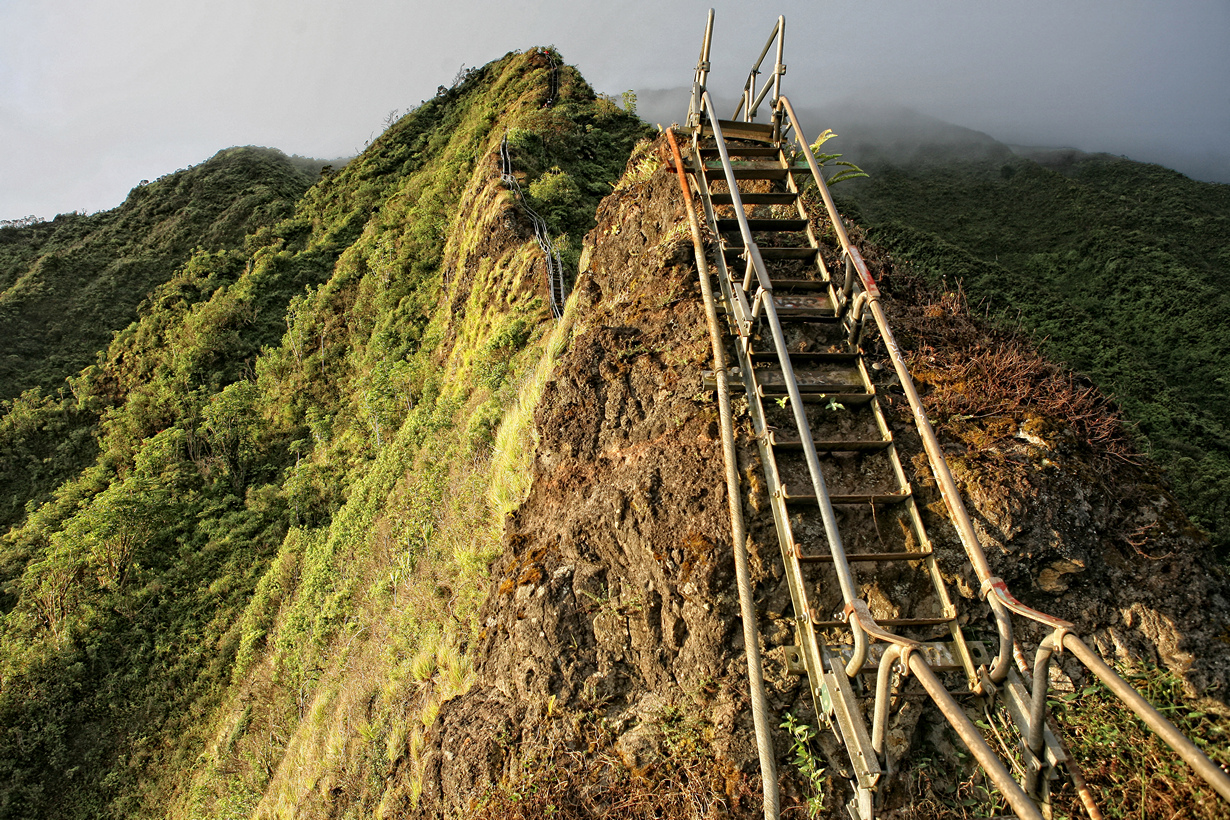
left=731, top=14, right=786, bottom=133
left=698, top=88, right=873, bottom=669
left=693, top=87, right=1047, bottom=820
left=772, top=91, right=1230, bottom=804
left=687, top=9, right=715, bottom=129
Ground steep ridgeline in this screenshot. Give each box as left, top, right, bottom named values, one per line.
left=0, top=148, right=320, bottom=533
left=834, top=145, right=1230, bottom=557
left=0, top=49, right=646, bottom=819
left=0, top=147, right=321, bottom=401
left=408, top=136, right=1230, bottom=819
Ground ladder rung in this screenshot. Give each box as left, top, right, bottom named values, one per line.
left=772, top=293, right=834, bottom=312
left=725, top=246, right=815, bottom=260
left=772, top=307, right=841, bottom=322
left=769, top=433, right=890, bottom=452
left=705, top=167, right=787, bottom=181
left=795, top=549, right=931, bottom=564
left=759, top=390, right=874, bottom=405
left=701, top=119, right=776, bottom=142
left=699, top=146, right=779, bottom=159
left=783, top=490, right=911, bottom=506
left=769, top=278, right=830, bottom=291
left=716, top=217, right=809, bottom=233
left=825, top=640, right=978, bottom=672
left=709, top=192, right=798, bottom=206
left=754, top=367, right=861, bottom=391
left=751, top=351, right=857, bottom=364
left=812, top=615, right=955, bottom=629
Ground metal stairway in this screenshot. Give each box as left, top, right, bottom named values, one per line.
left=668, top=10, right=1230, bottom=820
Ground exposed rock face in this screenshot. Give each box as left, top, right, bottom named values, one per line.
left=415, top=146, right=765, bottom=817
left=411, top=136, right=1230, bottom=818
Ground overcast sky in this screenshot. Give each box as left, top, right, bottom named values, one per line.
left=2, top=0, right=1227, bottom=220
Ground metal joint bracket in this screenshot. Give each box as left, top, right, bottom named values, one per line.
left=1049, top=626, right=1071, bottom=657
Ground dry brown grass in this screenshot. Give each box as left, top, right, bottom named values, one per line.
left=874, top=266, right=1138, bottom=471
left=459, top=723, right=755, bottom=820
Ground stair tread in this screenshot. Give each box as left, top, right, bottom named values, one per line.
left=783, top=489, right=911, bottom=506
left=716, top=217, right=809, bottom=232
left=699, top=146, right=779, bottom=158
left=769, top=433, right=890, bottom=451
left=768, top=278, right=831, bottom=291
left=753, top=366, right=861, bottom=389
left=812, top=615, right=955, bottom=628
left=795, top=549, right=930, bottom=563
left=759, top=390, right=874, bottom=404
left=724, top=246, right=815, bottom=260
left=710, top=192, right=798, bottom=205
left=701, top=119, right=777, bottom=142
left=821, top=640, right=977, bottom=672
left=750, top=351, right=856, bottom=363
left=704, top=167, right=788, bottom=180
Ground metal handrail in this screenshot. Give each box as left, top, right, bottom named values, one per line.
left=687, top=9, right=715, bottom=129
left=666, top=125, right=781, bottom=820
left=500, top=134, right=566, bottom=319
left=699, top=90, right=875, bottom=671
left=731, top=15, right=785, bottom=126
left=772, top=92, right=1230, bottom=804
left=694, top=86, right=1045, bottom=820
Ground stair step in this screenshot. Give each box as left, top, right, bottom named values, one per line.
left=821, top=641, right=980, bottom=673
left=783, top=489, right=911, bottom=507
left=772, top=293, right=834, bottom=312
left=795, top=548, right=930, bottom=563
left=716, top=217, right=809, bottom=233
left=759, top=390, right=874, bottom=406
left=768, top=278, right=830, bottom=291
left=709, top=192, right=798, bottom=206
left=701, top=119, right=776, bottom=142
left=705, top=166, right=788, bottom=181
left=754, top=366, right=861, bottom=391
left=812, top=614, right=955, bottom=629
left=699, top=146, right=779, bottom=159
left=773, top=306, right=841, bottom=322
left=725, top=246, right=816, bottom=260
left=769, top=433, right=890, bottom=452
left=751, top=351, right=856, bottom=364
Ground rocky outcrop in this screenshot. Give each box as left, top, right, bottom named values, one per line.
left=409, top=136, right=1230, bottom=818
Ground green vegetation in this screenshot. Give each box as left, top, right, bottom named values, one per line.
left=1050, top=664, right=1230, bottom=819
left=0, top=147, right=319, bottom=400
left=781, top=712, right=829, bottom=818
left=0, top=47, right=647, bottom=818
left=840, top=151, right=1230, bottom=554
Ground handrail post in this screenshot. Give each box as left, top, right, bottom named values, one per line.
left=688, top=9, right=715, bottom=128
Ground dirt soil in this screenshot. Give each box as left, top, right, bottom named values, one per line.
left=407, top=136, right=1230, bottom=819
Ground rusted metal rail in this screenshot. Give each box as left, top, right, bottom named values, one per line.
left=680, top=9, right=1230, bottom=818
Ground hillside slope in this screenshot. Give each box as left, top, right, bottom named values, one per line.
left=1, top=55, right=1227, bottom=820
left=0, top=147, right=319, bottom=400
left=834, top=141, right=1230, bottom=555
left=0, top=48, right=646, bottom=819
left=406, top=136, right=1230, bottom=820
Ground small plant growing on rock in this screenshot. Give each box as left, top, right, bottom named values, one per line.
left=782, top=712, right=829, bottom=818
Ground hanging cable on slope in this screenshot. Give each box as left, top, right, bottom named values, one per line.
left=500, top=132, right=567, bottom=319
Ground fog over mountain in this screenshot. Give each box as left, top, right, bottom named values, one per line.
left=2, top=0, right=1227, bottom=221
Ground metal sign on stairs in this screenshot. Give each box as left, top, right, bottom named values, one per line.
left=666, top=9, right=1230, bottom=820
